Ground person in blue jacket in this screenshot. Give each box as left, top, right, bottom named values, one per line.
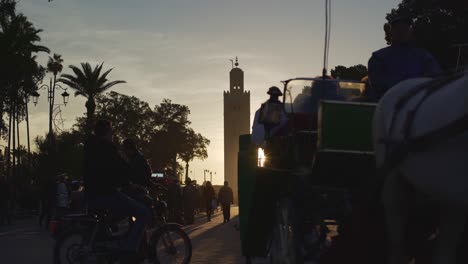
left=368, top=16, right=442, bottom=101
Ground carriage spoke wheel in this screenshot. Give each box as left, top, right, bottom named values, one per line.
left=270, top=198, right=296, bottom=264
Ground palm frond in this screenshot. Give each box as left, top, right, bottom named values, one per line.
left=74, top=90, right=88, bottom=98
left=98, top=80, right=126, bottom=93
left=68, top=64, right=86, bottom=83
left=96, top=68, right=113, bottom=87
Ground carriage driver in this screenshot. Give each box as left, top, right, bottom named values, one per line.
left=251, top=86, right=288, bottom=146
left=368, top=16, right=441, bottom=101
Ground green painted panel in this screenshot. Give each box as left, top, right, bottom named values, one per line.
left=237, top=134, right=257, bottom=255
left=318, top=101, right=376, bottom=152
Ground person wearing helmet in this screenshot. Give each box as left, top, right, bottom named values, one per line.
left=368, top=16, right=441, bottom=101
left=122, top=138, right=152, bottom=187
left=251, top=86, right=288, bottom=146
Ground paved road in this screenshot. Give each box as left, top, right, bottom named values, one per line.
left=0, top=207, right=244, bottom=264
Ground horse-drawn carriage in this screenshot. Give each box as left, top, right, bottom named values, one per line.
left=239, top=71, right=468, bottom=264
left=238, top=77, right=378, bottom=263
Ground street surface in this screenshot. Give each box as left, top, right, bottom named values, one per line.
left=0, top=207, right=244, bottom=264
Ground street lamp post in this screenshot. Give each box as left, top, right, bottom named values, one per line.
left=32, top=77, right=70, bottom=137
left=204, top=169, right=207, bottom=182
left=210, top=171, right=216, bottom=182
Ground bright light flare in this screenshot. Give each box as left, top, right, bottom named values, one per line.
left=258, top=148, right=266, bottom=167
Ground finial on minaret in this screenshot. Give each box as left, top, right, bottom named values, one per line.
left=235, top=57, right=239, bottom=67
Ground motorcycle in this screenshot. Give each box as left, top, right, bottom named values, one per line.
left=53, top=183, right=192, bottom=264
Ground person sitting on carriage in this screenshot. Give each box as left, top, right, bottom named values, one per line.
left=251, top=86, right=288, bottom=146
left=368, top=16, right=441, bottom=101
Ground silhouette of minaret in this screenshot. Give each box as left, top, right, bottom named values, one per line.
left=223, top=57, right=250, bottom=203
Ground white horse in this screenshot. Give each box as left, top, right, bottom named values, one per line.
left=373, top=71, right=468, bottom=264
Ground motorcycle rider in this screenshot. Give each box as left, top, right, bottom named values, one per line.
left=84, top=119, right=151, bottom=255
left=122, top=138, right=152, bottom=187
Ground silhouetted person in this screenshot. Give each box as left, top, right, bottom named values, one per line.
left=122, top=138, right=152, bottom=187
left=218, top=181, right=234, bottom=223
left=197, top=182, right=205, bottom=215
left=0, top=176, right=11, bottom=225
left=251, top=86, right=288, bottom=145
left=84, top=119, right=151, bottom=255
left=39, top=176, right=56, bottom=228
left=368, top=16, right=441, bottom=101
left=182, top=178, right=197, bottom=225
left=56, top=174, right=70, bottom=217
left=203, top=181, right=216, bottom=222
left=167, top=177, right=183, bottom=224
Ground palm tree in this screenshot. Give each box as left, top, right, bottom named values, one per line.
left=47, top=53, right=63, bottom=77
left=46, top=53, right=63, bottom=134
left=58, top=62, right=126, bottom=135
left=0, top=5, right=49, bottom=178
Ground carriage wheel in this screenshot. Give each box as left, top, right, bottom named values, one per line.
left=269, top=198, right=297, bottom=264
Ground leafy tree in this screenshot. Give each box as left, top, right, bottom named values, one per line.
left=150, top=99, right=191, bottom=174
left=74, top=91, right=155, bottom=145
left=73, top=93, right=209, bottom=179
left=330, top=64, right=368, bottom=81
left=35, top=131, right=84, bottom=181
left=179, top=128, right=210, bottom=182
left=385, top=0, right=468, bottom=71
left=0, top=0, right=49, bottom=177
left=58, top=63, right=126, bottom=135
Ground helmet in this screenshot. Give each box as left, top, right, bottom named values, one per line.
left=267, top=86, right=283, bottom=96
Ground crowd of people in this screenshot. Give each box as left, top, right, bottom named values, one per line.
left=0, top=173, right=85, bottom=228
left=167, top=178, right=234, bottom=225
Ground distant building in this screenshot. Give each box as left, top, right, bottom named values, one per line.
left=224, top=58, right=250, bottom=203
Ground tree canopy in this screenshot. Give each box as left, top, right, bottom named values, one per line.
left=73, top=92, right=210, bottom=178
left=330, top=64, right=368, bottom=81
left=0, top=0, right=49, bottom=134
left=386, top=0, right=468, bottom=71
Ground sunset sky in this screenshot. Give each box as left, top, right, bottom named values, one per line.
left=15, top=0, right=399, bottom=184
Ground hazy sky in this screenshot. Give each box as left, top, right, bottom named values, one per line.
left=14, top=0, right=399, bottom=184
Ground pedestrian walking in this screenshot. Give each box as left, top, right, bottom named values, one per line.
left=182, top=178, right=197, bottom=225
left=203, top=181, right=216, bottom=222
left=218, top=181, right=234, bottom=223
left=167, top=177, right=183, bottom=224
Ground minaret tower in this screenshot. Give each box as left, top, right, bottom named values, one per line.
left=223, top=57, right=250, bottom=203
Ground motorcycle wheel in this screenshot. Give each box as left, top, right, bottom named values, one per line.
left=54, top=230, right=95, bottom=264
left=150, top=224, right=192, bottom=264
